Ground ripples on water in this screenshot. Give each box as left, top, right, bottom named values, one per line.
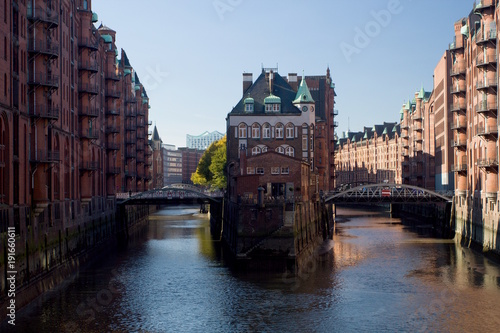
left=3, top=205, right=500, bottom=332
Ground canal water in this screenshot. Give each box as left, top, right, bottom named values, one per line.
left=3, top=205, right=500, bottom=332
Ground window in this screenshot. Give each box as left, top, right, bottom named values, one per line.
left=285, top=146, right=294, bottom=157
left=276, top=146, right=284, bottom=154
left=256, top=167, right=264, bottom=175
left=281, top=167, right=289, bottom=175
left=245, top=103, right=254, bottom=112
left=238, top=123, right=247, bottom=138
left=252, top=146, right=261, bottom=155
left=273, top=104, right=280, bottom=112
left=252, top=123, right=260, bottom=138
left=276, top=123, right=284, bottom=138
left=262, top=123, right=271, bottom=138
left=302, top=135, right=308, bottom=151
left=271, top=167, right=280, bottom=175
left=265, top=104, right=272, bottom=112
left=261, top=146, right=268, bottom=153
left=285, top=123, right=294, bottom=138
left=246, top=167, right=255, bottom=174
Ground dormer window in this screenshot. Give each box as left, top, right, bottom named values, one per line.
left=264, top=94, right=281, bottom=113
left=244, top=97, right=254, bottom=113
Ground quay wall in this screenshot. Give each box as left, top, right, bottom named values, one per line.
left=0, top=202, right=152, bottom=321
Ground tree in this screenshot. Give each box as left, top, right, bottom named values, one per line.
left=191, top=136, right=226, bottom=190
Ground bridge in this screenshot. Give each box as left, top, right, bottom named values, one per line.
left=117, top=185, right=224, bottom=206
left=325, top=183, right=453, bottom=204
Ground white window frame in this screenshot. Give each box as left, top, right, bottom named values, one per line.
left=252, top=146, right=261, bottom=156
left=238, top=123, right=247, bottom=138
left=252, top=123, right=260, bottom=138
left=285, top=146, right=294, bottom=157
left=262, top=123, right=271, bottom=138
left=285, top=123, right=294, bottom=138
left=271, top=167, right=280, bottom=175
left=276, top=123, right=284, bottom=139
left=276, top=146, right=285, bottom=154
left=247, top=167, right=255, bottom=174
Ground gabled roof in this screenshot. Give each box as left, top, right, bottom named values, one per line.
left=121, top=49, right=131, bottom=68
left=230, top=71, right=300, bottom=114
left=293, top=77, right=315, bottom=104
left=152, top=126, right=161, bottom=141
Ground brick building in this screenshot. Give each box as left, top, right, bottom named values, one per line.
left=0, top=0, right=152, bottom=293
left=226, top=68, right=337, bottom=202
left=335, top=122, right=401, bottom=188
left=448, top=0, right=499, bottom=250
left=150, top=126, right=164, bottom=189
left=178, top=147, right=204, bottom=184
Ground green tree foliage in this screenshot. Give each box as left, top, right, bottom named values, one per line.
left=191, top=136, right=226, bottom=190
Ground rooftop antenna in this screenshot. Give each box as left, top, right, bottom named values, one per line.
left=348, top=117, right=350, bottom=132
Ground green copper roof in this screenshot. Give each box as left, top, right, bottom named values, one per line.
left=461, top=24, right=469, bottom=38
left=405, top=100, right=411, bottom=110
left=135, top=85, right=140, bottom=91
left=92, top=12, right=98, bottom=23
left=124, top=69, right=131, bottom=76
left=244, top=97, right=254, bottom=104
left=363, top=132, right=368, bottom=139
left=264, top=94, right=281, bottom=104
left=293, top=77, right=315, bottom=104
left=101, top=34, right=112, bottom=43
left=382, top=127, right=388, bottom=135
left=392, top=125, right=397, bottom=132
left=352, top=135, right=356, bottom=142
left=417, top=85, right=425, bottom=99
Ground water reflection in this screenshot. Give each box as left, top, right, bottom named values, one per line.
left=3, top=205, right=500, bottom=332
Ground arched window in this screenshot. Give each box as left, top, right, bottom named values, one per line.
left=276, top=146, right=284, bottom=154
left=252, top=146, right=261, bottom=155
left=275, top=123, right=284, bottom=139
left=252, top=123, right=260, bottom=139
left=262, top=123, right=271, bottom=139
left=238, top=123, right=247, bottom=138
left=285, top=123, right=294, bottom=138
left=285, top=146, right=294, bottom=157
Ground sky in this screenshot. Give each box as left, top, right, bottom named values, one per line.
left=92, top=0, right=475, bottom=148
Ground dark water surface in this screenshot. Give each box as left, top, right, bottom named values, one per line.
left=3, top=206, right=500, bottom=332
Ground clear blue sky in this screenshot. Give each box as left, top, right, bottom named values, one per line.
left=92, top=0, right=474, bottom=148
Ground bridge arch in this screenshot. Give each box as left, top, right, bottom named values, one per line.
left=325, top=183, right=452, bottom=204
left=118, top=186, right=223, bottom=206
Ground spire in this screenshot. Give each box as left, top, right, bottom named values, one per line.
left=293, top=76, right=315, bottom=104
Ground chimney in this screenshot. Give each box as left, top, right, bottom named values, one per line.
left=243, top=73, right=253, bottom=95
left=288, top=73, right=298, bottom=91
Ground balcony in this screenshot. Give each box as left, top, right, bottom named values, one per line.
left=29, top=105, right=59, bottom=120
left=332, top=109, right=339, bottom=116
left=125, top=123, right=136, bottom=131
left=477, top=125, right=498, bottom=137
left=451, top=139, right=467, bottom=148
left=78, top=61, right=98, bottom=73
left=106, top=142, right=120, bottom=150
left=451, top=164, right=467, bottom=172
left=450, top=121, right=466, bottom=131
left=106, top=72, right=121, bottom=81
left=105, top=88, right=121, bottom=98
left=478, top=158, right=498, bottom=168
left=107, top=167, right=121, bottom=175
left=28, top=72, right=59, bottom=88
left=125, top=171, right=136, bottom=178
left=476, top=29, right=497, bottom=44
left=78, top=83, right=99, bottom=95
left=450, top=64, right=466, bottom=76
left=147, top=120, right=152, bottom=126
left=475, top=0, right=494, bottom=10
left=78, top=37, right=99, bottom=51
left=333, top=121, right=339, bottom=128
left=27, top=6, right=59, bottom=26
left=450, top=102, right=466, bottom=112
left=475, top=101, right=497, bottom=113
left=80, top=161, right=99, bottom=171
left=80, top=129, right=99, bottom=140
left=27, top=39, right=59, bottom=57
left=476, top=78, right=498, bottom=90
left=476, top=54, right=497, bottom=67
left=105, top=126, right=120, bottom=134
left=450, top=84, right=466, bottom=94
left=30, top=149, right=60, bottom=163
left=449, top=39, right=464, bottom=51
left=106, top=109, right=119, bottom=116
left=79, top=106, right=99, bottom=118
